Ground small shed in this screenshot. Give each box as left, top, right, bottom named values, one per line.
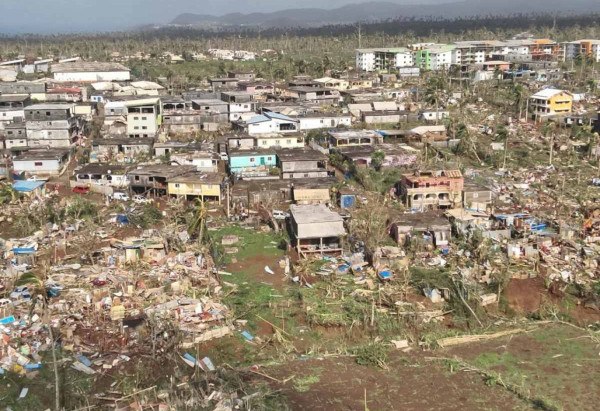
left=289, top=204, right=346, bottom=258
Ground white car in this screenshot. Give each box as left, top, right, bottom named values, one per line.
left=133, top=195, right=152, bottom=204
left=272, top=210, right=290, bottom=220
left=111, top=192, right=130, bottom=201
left=219, top=153, right=229, bottom=161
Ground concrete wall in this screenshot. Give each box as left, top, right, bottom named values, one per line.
left=54, top=71, right=130, bottom=82
left=13, top=159, right=63, bottom=175
left=299, top=117, right=351, bottom=130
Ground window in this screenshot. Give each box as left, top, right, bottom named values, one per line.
left=134, top=126, right=139, bottom=130
left=262, top=141, right=267, bottom=145
left=142, top=117, right=147, bottom=120
left=135, top=176, right=140, bottom=181
left=267, top=157, right=272, bottom=161
left=174, top=183, right=180, bottom=188
left=250, top=157, right=255, bottom=162
left=45, top=111, right=51, bottom=116
left=142, top=126, right=147, bottom=130
left=48, top=131, right=52, bottom=135
left=34, top=162, right=43, bottom=166
left=275, top=140, right=280, bottom=145
left=134, top=116, right=139, bottom=120
left=286, top=139, right=291, bottom=144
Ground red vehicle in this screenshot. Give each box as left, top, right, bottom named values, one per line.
left=72, top=186, right=90, bottom=194
left=91, top=278, right=108, bottom=287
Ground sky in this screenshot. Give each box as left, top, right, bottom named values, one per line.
left=0, top=0, right=453, bottom=34
left=0, top=0, right=493, bottom=34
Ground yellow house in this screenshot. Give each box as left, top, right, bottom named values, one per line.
left=529, top=88, right=573, bottom=118
left=347, top=78, right=374, bottom=90
left=167, top=173, right=223, bottom=202
left=314, top=77, right=349, bottom=91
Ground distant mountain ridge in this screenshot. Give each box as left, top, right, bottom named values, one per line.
left=170, top=0, right=600, bottom=28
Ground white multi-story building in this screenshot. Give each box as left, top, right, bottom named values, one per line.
left=24, top=103, right=79, bottom=148
left=356, top=48, right=414, bottom=72
left=124, top=98, right=161, bottom=138
left=562, top=40, right=600, bottom=62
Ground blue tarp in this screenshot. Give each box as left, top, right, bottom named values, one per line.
left=241, top=331, right=254, bottom=341
left=116, top=215, right=130, bottom=224
left=76, top=355, right=92, bottom=367
left=183, top=353, right=197, bottom=366
left=12, top=247, right=36, bottom=254
left=12, top=180, right=45, bottom=193
left=378, top=270, right=393, bottom=280
left=340, top=194, right=356, bottom=209
left=0, top=316, right=16, bottom=325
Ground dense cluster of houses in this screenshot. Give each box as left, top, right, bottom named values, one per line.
left=0, top=38, right=599, bottom=260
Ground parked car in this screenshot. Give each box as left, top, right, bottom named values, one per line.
left=91, top=278, right=108, bottom=287
left=111, top=192, right=130, bottom=201
left=272, top=210, right=290, bottom=220
left=219, top=153, right=229, bottom=161
left=72, top=186, right=90, bottom=194
left=133, top=195, right=152, bottom=204
left=10, top=286, right=31, bottom=301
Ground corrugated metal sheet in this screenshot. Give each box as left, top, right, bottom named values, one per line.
left=296, top=221, right=346, bottom=239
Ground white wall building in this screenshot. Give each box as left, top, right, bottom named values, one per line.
left=296, top=114, right=352, bottom=131
left=243, top=112, right=300, bottom=135
left=13, top=149, right=70, bottom=176
left=356, top=48, right=414, bottom=72
left=51, top=62, right=130, bottom=82
left=124, top=98, right=161, bottom=138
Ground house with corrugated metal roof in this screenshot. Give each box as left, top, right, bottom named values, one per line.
left=289, top=204, right=346, bottom=258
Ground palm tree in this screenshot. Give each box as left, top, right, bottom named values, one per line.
left=187, top=199, right=208, bottom=244
left=510, top=83, right=525, bottom=119
left=16, top=269, right=60, bottom=411
left=0, top=183, right=18, bottom=205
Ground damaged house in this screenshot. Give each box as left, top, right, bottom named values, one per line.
left=388, top=211, right=452, bottom=250
left=397, top=168, right=464, bottom=210
left=128, top=164, right=196, bottom=196
left=276, top=147, right=329, bottom=179
left=289, top=204, right=346, bottom=258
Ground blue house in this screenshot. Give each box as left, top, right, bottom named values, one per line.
left=229, top=149, right=277, bottom=179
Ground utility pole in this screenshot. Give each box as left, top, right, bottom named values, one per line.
left=502, top=132, right=509, bottom=170
left=226, top=181, right=230, bottom=219
left=549, top=133, right=555, bottom=166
